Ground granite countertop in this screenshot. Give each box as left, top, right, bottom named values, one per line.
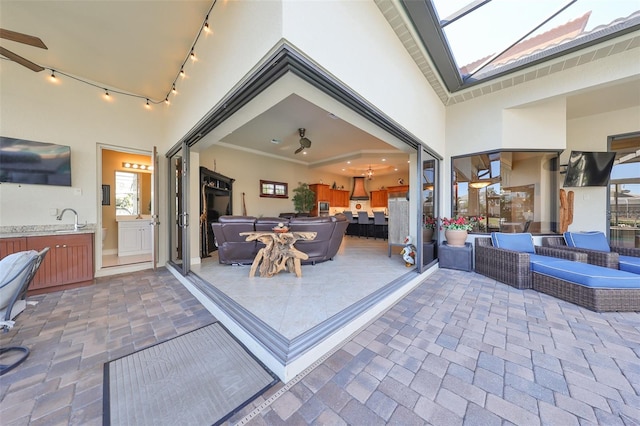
left=0, top=224, right=97, bottom=238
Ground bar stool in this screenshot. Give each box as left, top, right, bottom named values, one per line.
left=373, top=211, right=388, bottom=240
left=357, top=211, right=373, bottom=238
left=342, top=211, right=357, bottom=235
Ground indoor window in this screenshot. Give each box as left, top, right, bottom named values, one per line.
left=452, top=151, right=559, bottom=234
left=115, top=171, right=139, bottom=216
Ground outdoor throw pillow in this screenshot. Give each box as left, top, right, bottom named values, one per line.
left=491, top=232, right=535, bottom=253
left=563, top=231, right=610, bottom=252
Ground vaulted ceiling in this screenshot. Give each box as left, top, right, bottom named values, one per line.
left=1, top=0, right=638, bottom=177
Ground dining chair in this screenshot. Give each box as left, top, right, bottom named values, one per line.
left=357, top=211, right=373, bottom=238
left=373, top=211, right=388, bottom=240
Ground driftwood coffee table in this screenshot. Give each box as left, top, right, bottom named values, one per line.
left=239, top=231, right=317, bottom=278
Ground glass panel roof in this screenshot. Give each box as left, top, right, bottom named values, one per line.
left=418, top=0, right=640, bottom=90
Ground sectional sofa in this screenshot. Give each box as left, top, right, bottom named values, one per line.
left=211, top=214, right=348, bottom=265
left=475, top=233, right=640, bottom=312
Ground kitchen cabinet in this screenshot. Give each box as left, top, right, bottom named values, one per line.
left=118, top=220, right=153, bottom=256
left=310, top=184, right=331, bottom=201
left=370, top=190, right=388, bottom=208
left=0, top=237, right=27, bottom=257
left=387, top=185, right=409, bottom=194
left=330, top=189, right=350, bottom=208
left=25, top=233, right=94, bottom=292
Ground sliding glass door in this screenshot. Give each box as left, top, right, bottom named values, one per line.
left=168, top=144, right=190, bottom=275
left=419, top=149, right=439, bottom=272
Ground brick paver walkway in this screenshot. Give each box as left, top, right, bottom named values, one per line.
left=1, top=267, right=639, bottom=425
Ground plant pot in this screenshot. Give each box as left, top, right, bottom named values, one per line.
left=444, top=229, right=468, bottom=247
left=424, top=228, right=434, bottom=242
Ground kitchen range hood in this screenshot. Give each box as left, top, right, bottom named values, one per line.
left=350, top=176, right=369, bottom=200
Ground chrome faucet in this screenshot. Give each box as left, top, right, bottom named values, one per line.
left=56, top=208, right=87, bottom=231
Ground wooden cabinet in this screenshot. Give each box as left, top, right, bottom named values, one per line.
left=330, top=189, right=350, bottom=208
left=0, top=237, right=27, bottom=257
left=310, top=184, right=331, bottom=201
left=370, top=190, right=388, bottom=208
left=309, top=184, right=331, bottom=216
left=387, top=185, right=409, bottom=194
left=118, top=220, right=153, bottom=256
left=24, top=233, right=94, bottom=292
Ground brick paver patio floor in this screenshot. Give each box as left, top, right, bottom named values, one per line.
left=1, top=267, right=639, bottom=425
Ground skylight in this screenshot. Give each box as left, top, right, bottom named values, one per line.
left=402, top=0, right=640, bottom=92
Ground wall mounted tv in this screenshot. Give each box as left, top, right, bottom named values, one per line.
left=0, top=137, right=72, bottom=186
left=562, top=151, right=615, bottom=187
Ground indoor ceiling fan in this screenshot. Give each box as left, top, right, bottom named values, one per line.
left=295, top=128, right=312, bottom=154
left=0, top=28, right=47, bottom=72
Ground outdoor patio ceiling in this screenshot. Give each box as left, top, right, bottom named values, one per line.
left=401, top=0, right=640, bottom=93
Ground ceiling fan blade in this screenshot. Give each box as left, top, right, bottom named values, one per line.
left=294, top=146, right=304, bottom=154
left=0, top=46, right=44, bottom=72
left=0, top=28, right=47, bottom=49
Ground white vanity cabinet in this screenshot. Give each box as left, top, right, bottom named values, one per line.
left=118, top=219, right=152, bottom=256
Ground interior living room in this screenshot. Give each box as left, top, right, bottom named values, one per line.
left=1, top=1, right=639, bottom=424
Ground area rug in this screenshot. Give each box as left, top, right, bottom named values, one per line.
left=103, top=322, right=277, bottom=426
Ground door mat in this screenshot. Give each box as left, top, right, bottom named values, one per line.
left=103, top=322, right=278, bottom=426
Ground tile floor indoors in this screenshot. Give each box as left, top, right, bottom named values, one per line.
left=1, top=265, right=640, bottom=425
left=191, top=237, right=411, bottom=339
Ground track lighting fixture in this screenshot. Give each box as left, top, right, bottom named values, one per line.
left=172, top=84, right=177, bottom=94
left=104, top=89, right=110, bottom=99
left=49, top=70, right=56, bottom=81
left=145, top=98, right=151, bottom=109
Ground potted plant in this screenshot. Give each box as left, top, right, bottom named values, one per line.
left=440, top=216, right=483, bottom=247
left=424, top=216, right=436, bottom=242
left=292, top=182, right=316, bottom=214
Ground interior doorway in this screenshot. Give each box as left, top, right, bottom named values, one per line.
left=97, top=145, right=155, bottom=275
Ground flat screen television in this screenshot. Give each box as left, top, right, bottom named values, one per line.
left=562, top=151, right=615, bottom=187
left=0, top=137, right=72, bottom=186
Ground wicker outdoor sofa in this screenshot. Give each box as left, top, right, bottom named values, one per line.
left=542, top=232, right=640, bottom=273
left=474, top=236, right=586, bottom=290
left=475, top=233, right=640, bottom=312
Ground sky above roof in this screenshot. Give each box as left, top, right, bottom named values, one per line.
left=431, top=0, right=639, bottom=72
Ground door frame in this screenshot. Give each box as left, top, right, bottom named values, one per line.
left=95, top=144, right=155, bottom=277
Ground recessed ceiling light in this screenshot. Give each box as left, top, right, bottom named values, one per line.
left=382, top=158, right=386, bottom=162
left=394, top=168, right=398, bottom=171
left=347, top=161, right=351, bottom=164
left=303, top=151, right=307, bottom=155
left=270, top=138, right=281, bottom=144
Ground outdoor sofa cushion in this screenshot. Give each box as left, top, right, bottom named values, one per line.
left=532, top=258, right=640, bottom=289
left=564, top=231, right=610, bottom=252
left=490, top=232, right=535, bottom=253
left=619, top=256, right=640, bottom=275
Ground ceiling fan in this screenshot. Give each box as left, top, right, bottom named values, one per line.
left=0, top=28, right=47, bottom=72
left=295, top=128, right=312, bottom=154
